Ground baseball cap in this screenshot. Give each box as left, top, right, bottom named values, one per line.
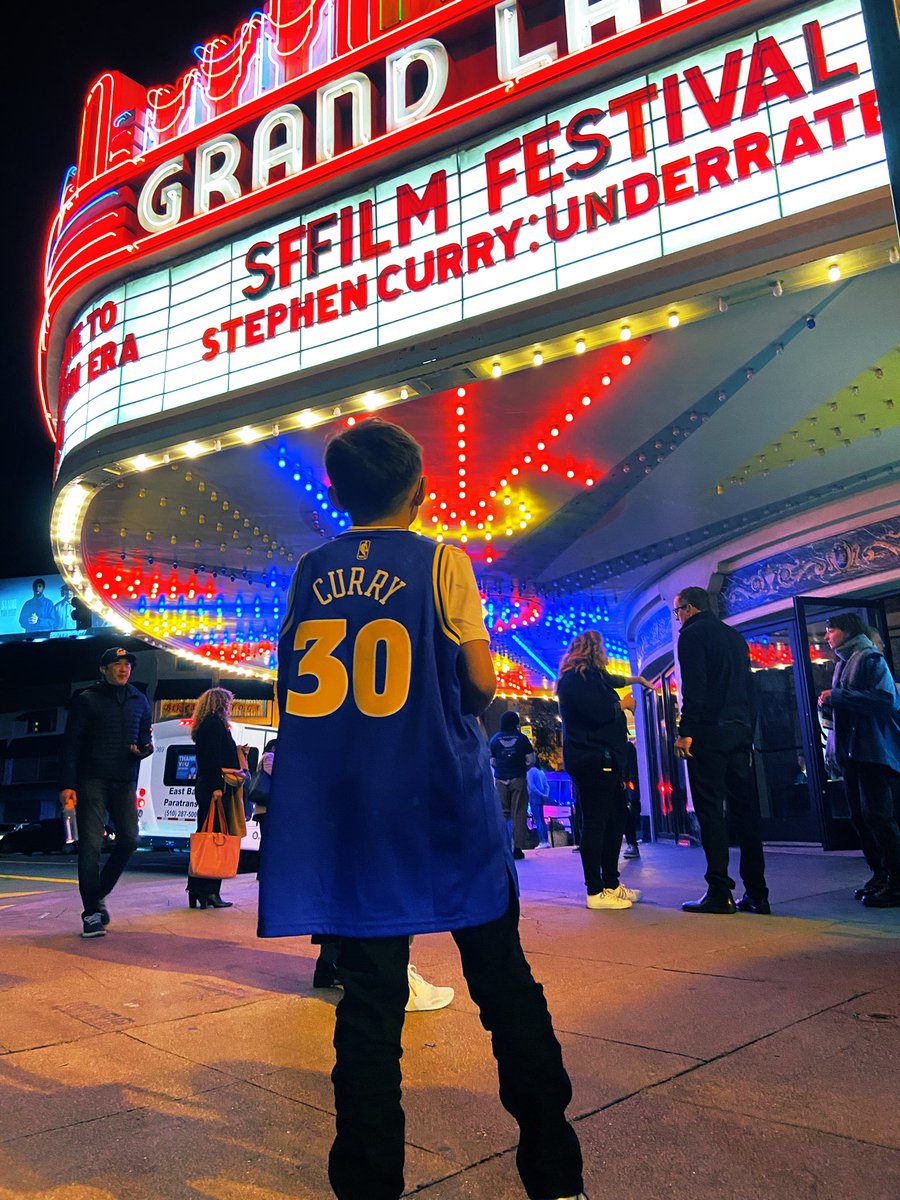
left=99, top=646, right=137, bottom=667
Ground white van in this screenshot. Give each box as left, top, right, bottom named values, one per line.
left=136, top=718, right=277, bottom=855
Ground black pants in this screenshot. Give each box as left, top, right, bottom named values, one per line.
left=623, top=785, right=642, bottom=845
left=686, top=725, right=766, bottom=896
left=76, top=778, right=139, bottom=916
left=843, top=762, right=900, bottom=884
left=328, top=887, right=583, bottom=1200
left=570, top=765, right=625, bottom=895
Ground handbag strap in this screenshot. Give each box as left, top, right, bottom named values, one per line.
left=201, top=793, right=228, bottom=833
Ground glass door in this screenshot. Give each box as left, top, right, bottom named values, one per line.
left=643, top=671, right=693, bottom=843
left=792, top=595, right=893, bottom=850
left=742, top=621, right=820, bottom=842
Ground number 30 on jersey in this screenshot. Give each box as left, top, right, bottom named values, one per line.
left=285, top=618, right=412, bottom=718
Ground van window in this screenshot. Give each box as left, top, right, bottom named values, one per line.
left=164, top=745, right=198, bottom=787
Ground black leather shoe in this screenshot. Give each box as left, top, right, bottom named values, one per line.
left=513, top=847, right=525, bottom=860
left=736, top=892, right=771, bottom=915
left=861, top=887, right=900, bottom=908
left=854, top=875, right=885, bottom=900
left=682, top=891, right=736, bottom=914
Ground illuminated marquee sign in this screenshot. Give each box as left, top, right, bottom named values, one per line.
left=56, top=0, right=887, bottom=463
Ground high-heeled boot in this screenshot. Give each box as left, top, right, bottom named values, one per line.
left=186, top=883, right=210, bottom=910
left=206, top=893, right=233, bottom=908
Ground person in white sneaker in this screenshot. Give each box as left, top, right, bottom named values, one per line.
left=314, top=937, right=454, bottom=1012
left=556, top=632, right=641, bottom=912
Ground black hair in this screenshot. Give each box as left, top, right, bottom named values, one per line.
left=264, top=739, right=277, bottom=753
left=500, top=711, right=520, bottom=731
left=324, top=419, right=423, bottom=524
left=825, top=612, right=867, bottom=638
left=33, top=578, right=46, bottom=589
left=677, top=586, right=711, bottom=612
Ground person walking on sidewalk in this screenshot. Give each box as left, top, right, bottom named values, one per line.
left=258, top=419, right=586, bottom=1200
left=819, top=613, right=900, bottom=908
left=490, top=711, right=536, bottom=859
left=58, top=646, right=153, bottom=938
left=556, top=630, right=640, bottom=911
left=673, top=587, right=768, bottom=915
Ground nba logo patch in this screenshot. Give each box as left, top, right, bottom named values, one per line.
left=357, top=540, right=371, bottom=560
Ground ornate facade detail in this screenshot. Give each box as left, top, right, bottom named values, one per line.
left=634, top=606, right=672, bottom=670
left=719, top=517, right=900, bottom=616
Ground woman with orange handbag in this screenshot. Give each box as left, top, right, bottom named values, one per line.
left=188, top=687, right=249, bottom=909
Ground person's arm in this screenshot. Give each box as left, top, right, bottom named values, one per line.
left=439, top=546, right=495, bottom=715
left=607, top=671, right=652, bottom=689
left=58, top=692, right=88, bottom=801
left=676, top=629, right=708, bottom=737
left=130, top=699, right=154, bottom=759
left=460, top=640, right=496, bottom=715
left=831, top=656, right=900, bottom=716
left=523, top=735, right=536, bottom=769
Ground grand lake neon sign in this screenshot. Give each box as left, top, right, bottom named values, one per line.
left=54, top=0, right=888, bottom=464
left=134, top=0, right=710, bottom=235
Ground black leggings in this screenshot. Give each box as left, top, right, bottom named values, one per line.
left=570, top=765, right=625, bottom=895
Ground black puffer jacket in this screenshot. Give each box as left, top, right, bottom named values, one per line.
left=59, top=681, right=152, bottom=788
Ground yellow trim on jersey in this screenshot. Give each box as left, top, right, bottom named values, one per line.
left=433, top=545, right=460, bottom=645
left=280, top=553, right=307, bottom=640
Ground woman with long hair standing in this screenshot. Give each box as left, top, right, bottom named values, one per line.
left=556, top=631, right=641, bottom=911
left=188, top=687, right=246, bottom=909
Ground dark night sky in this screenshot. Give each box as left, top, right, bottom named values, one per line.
left=5, top=1, right=254, bottom=578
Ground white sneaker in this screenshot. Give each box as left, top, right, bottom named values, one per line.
left=586, top=888, right=632, bottom=910
left=537, top=840, right=551, bottom=849
left=612, top=882, right=642, bottom=903
left=406, top=963, right=454, bottom=1012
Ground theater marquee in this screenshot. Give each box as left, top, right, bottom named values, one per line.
left=55, top=0, right=887, bottom=463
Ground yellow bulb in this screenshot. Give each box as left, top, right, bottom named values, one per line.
left=667, top=312, right=680, bottom=328
left=827, top=263, right=841, bottom=282
left=620, top=325, right=632, bottom=341
left=532, top=350, right=543, bottom=366
left=491, top=362, right=502, bottom=378
left=575, top=338, right=586, bottom=354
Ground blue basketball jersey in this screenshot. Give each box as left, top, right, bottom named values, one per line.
left=258, top=528, right=511, bottom=939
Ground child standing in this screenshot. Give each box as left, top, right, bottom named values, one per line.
left=258, top=420, right=585, bottom=1200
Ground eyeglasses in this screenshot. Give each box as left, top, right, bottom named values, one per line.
left=673, top=603, right=690, bottom=614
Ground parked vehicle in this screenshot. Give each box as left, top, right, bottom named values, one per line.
left=136, top=718, right=276, bottom=855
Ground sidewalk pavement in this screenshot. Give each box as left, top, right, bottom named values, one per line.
left=1, top=842, right=898, bottom=1200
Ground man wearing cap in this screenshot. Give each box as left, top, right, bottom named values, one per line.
left=59, top=647, right=153, bottom=937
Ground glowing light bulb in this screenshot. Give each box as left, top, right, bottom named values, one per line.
left=621, top=353, right=632, bottom=366
left=827, top=263, right=841, bottom=282
left=601, top=374, right=611, bottom=386
left=620, top=325, right=632, bottom=341
left=581, top=395, right=591, bottom=406
left=667, top=312, right=680, bottom=329
left=491, top=362, right=502, bottom=378
left=532, top=350, right=543, bottom=366
left=575, top=337, right=586, bottom=354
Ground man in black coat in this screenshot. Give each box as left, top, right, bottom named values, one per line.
left=59, top=646, right=153, bottom=937
left=673, top=587, right=769, bottom=915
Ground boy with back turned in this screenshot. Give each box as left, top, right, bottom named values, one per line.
left=258, top=420, right=586, bottom=1200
